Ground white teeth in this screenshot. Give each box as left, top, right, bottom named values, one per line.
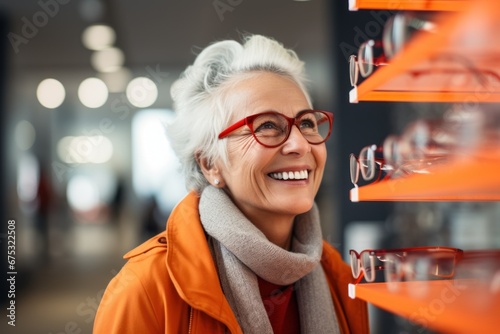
left=269, top=170, right=309, bottom=180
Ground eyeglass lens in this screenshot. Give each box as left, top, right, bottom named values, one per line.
left=382, top=135, right=400, bottom=167
left=349, top=55, right=359, bottom=87
left=383, top=12, right=436, bottom=60
left=358, top=40, right=375, bottom=78
left=251, top=111, right=330, bottom=147
left=349, top=251, right=363, bottom=279
left=349, top=154, right=360, bottom=185
left=359, top=146, right=376, bottom=180
left=383, top=252, right=457, bottom=283
left=361, top=251, right=377, bottom=282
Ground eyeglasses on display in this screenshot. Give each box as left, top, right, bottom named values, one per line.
left=349, top=246, right=464, bottom=285
left=382, top=122, right=451, bottom=172
left=382, top=11, right=437, bottom=60
left=349, top=41, right=388, bottom=87
left=381, top=105, right=489, bottom=170
left=218, top=110, right=334, bottom=148
left=349, top=12, right=437, bottom=87
left=350, top=104, right=487, bottom=187
left=350, top=144, right=393, bottom=186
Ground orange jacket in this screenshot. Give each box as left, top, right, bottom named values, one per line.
left=93, top=192, right=369, bottom=333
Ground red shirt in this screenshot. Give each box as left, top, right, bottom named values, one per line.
left=258, top=276, right=300, bottom=334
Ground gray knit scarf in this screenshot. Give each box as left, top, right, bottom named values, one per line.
left=199, top=186, right=340, bottom=334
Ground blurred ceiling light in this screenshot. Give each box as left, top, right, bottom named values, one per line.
left=126, top=77, right=158, bottom=108
left=91, top=47, right=124, bottom=73
left=67, top=175, right=100, bottom=212
left=36, top=78, right=65, bottom=109
left=132, top=109, right=187, bottom=209
left=15, top=120, right=36, bottom=151
left=82, top=24, right=115, bottom=50
left=57, top=136, right=74, bottom=162
left=78, top=77, right=109, bottom=108
left=98, top=67, right=132, bottom=93
left=57, top=135, right=113, bottom=164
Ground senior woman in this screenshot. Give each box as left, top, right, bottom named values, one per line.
left=94, top=34, right=369, bottom=334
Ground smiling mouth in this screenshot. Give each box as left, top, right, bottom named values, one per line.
left=268, top=170, right=309, bottom=181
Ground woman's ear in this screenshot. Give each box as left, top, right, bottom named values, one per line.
left=196, top=154, right=224, bottom=187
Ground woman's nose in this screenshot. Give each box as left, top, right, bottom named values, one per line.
left=281, top=125, right=311, bottom=155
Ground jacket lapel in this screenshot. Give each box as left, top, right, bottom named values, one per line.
left=165, top=192, right=241, bottom=333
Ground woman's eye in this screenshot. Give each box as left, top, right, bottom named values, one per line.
left=255, top=121, right=279, bottom=132
left=300, top=119, right=316, bottom=129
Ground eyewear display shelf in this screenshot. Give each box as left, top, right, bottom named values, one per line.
left=349, top=151, right=500, bottom=202
left=349, top=0, right=500, bottom=103
left=347, top=1, right=500, bottom=334
left=348, top=280, right=500, bottom=334
left=349, top=0, right=500, bottom=202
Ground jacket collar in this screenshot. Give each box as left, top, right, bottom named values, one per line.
left=165, top=191, right=241, bottom=333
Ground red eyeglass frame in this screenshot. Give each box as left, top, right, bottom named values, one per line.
left=217, top=110, right=334, bottom=148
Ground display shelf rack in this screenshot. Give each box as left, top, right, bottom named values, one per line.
left=350, top=152, right=500, bottom=202
left=349, top=0, right=500, bottom=103
left=348, top=280, right=499, bottom=334
left=348, top=0, right=471, bottom=11
left=347, top=1, right=500, bottom=334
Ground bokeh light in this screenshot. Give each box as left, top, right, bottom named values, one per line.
left=67, top=175, right=100, bottom=212
left=82, top=24, right=116, bottom=50
left=126, top=77, right=158, bottom=108
left=36, top=78, right=66, bottom=109
left=57, top=135, right=113, bottom=164
left=91, top=47, right=125, bottom=73
left=15, top=120, right=36, bottom=151
left=78, top=77, right=109, bottom=108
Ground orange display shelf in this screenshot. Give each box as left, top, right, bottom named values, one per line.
left=348, top=280, right=499, bottom=334
left=350, top=153, right=500, bottom=202
left=350, top=0, right=500, bottom=103
left=348, top=0, right=471, bottom=11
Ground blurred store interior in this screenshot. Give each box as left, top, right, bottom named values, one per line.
left=1, top=0, right=499, bottom=333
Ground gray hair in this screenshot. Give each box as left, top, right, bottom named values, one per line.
left=166, top=34, right=312, bottom=193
